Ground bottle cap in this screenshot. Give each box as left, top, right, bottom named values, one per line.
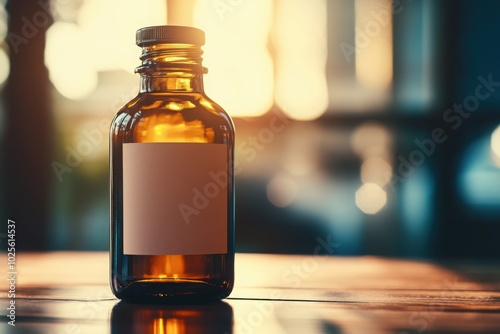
left=136, top=25, right=205, bottom=46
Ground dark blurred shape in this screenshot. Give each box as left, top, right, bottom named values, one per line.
left=393, top=0, right=500, bottom=258
left=3, top=0, right=53, bottom=250
left=111, top=301, right=233, bottom=334
left=431, top=0, right=500, bottom=258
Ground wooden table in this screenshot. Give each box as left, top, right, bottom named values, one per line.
left=1, top=252, right=499, bottom=333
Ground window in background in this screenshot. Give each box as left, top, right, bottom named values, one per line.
left=194, top=0, right=330, bottom=120
left=195, top=0, right=395, bottom=117
left=42, top=0, right=399, bottom=253
left=5, top=0, right=498, bottom=257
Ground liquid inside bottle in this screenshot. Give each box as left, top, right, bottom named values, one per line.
left=110, top=26, right=235, bottom=302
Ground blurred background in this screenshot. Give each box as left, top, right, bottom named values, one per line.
left=1, top=0, right=499, bottom=259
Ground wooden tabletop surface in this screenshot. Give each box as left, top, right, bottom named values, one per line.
left=1, top=252, right=499, bottom=333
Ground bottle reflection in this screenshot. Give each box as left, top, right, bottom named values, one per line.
left=111, top=301, right=233, bottom=334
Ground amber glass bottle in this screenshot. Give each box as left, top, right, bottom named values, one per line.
left=110, top=26, right=234, bottom=302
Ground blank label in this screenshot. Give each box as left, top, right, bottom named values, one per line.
left=123, top=143, right=228, bottom=255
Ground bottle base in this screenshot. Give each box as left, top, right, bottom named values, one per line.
left=115, top=279, right=232, bottom=304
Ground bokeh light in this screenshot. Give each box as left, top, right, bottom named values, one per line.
left=0, top=49, right=9, bottom=86
left=355, top=182, right=387, bottom=214
left=273, top=0, right=328, bottom=121
left=354, top=0, right=393, bottom=90
left=490, top=124, right=500, bottom=166
left=194, top=0, right=274, bottom=117
left=0, top=4, right=9, bottom=86
left=44, top=0, right=166, bottom=100
left=361, top=156, right=392, bottom=187
left=267, top=173, right=298, bottom=208
left=351, top=122, right=391, bottom=159
left=45, top=22, right=99, bottom=100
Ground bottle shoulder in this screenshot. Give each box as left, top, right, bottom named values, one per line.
left=115, top=93, right=230, bottom=120
left=111, top=93, right=234, bottom=143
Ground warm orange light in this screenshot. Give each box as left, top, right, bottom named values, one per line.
left=273, top=0, right=328, bottom=120
left=194, top=0, right=274, bottom=117
left=165, top=318, right=186, bottom=334
left=45, top=22, right=98, bottom=100
left=354, top=0, right=393, bottom=90
left=45, top=0, right=166, bottom=100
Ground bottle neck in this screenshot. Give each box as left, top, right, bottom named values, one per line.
left=136, top=43, right=207, bottom=93
left=139, top=73, right=204, bottom=93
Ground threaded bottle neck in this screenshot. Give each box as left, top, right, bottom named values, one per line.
left=136, top=44, right=206, bottom=93
left=135, top=43, right=207, bottom=75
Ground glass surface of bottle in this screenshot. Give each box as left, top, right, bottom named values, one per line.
left=110, top=26, right=235, bottom=302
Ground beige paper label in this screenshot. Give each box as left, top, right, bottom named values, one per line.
left=123, top=143, right=228, bottom=255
